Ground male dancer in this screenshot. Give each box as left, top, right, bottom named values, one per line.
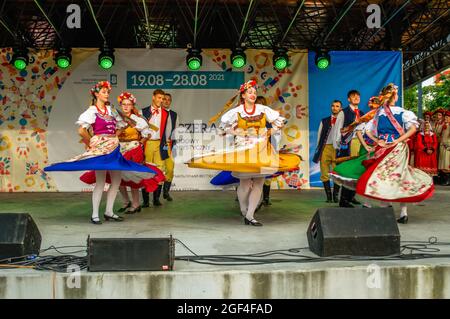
left=162, top=92, right=178, bottom=201
left=333, top=90, right=365, bottom=207
left=141, top=89, right=171, bottom=206
left=313, top=100, right=342, bottom=202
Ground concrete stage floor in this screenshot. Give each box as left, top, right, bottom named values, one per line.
left=1, top=187, right=450, bottom=298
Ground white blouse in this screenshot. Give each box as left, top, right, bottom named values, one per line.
left=220, top=104, right=285, bottom=131
left=365, top=106, right=419, bottom=134
left=76, top=105, right=127, bottom=129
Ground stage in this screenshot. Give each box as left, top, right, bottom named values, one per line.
left=1, top=187, right=450, bottom=299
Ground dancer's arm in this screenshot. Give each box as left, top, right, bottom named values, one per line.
left=356, top=131, right=373, bottom=152
left=78, top=127, right=91, bottom=146
left=388, top=125, right=417, bottom=147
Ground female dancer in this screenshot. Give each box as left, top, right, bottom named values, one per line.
left=356, top=83, right=434, bottom=223
left=188, top=80, right=300, bottom=226
left=45, top=81, right=158, bottom=224
left=80, top=92, right=165, bottom=214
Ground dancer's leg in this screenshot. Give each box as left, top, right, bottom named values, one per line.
left=105, top=171, right=122, bottom=217
left=92, top=171, right=106, bottom=221
left=237, top=178, right=252, bottom=216
left=245, top=177, right=265, bottom=221
left=130, top=188, right=140, bottom=208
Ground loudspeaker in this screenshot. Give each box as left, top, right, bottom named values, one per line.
left=307, top=207, right=400, bottom=257
left=87, top=236, right=175, bottom=271
left=0, top=213, right=42, bottom=260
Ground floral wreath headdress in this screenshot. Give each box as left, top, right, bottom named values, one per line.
left=90, top=81, right=112, bottom=98
left=117, top=92, right=137, bottom=105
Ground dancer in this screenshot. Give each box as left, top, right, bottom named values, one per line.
left=329, top=97, right=379, bottom=201
left=355, top=83, right=434, bottom=224
left=44, top=81, right=158, bottom=224
left=141, top=89, right=172, bottom=207
left=333, top=90, right=366, bottom=207
left=188, top=80, right=300, bottom=226
left=80, top=92, right=166, bottom=213
left=162, top=92, right=178, bottom=201
left=313, top=100, right=342, bottom=203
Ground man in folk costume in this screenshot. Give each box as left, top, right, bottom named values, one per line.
left=162, top=92, right=178, bottom=201
left=313, top=100, right=342, bottom=202
left=141, top=89, right=172, bottom=207
left=333, top=90, right=365, bottom=207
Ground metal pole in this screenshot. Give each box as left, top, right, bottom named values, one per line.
left=418, top=82, right=423, bottom=118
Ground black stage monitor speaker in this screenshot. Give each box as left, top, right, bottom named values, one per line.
left=0, top=213, right=42, bottom=260
left=87, top=236, right=175, bottom=271
left=307, top=207, right=400, bottom=257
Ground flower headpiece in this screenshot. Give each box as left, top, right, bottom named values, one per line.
left=90, top=81, right=112, bottom=97
left=368, top=96, right=381, bottom=109
left=117, top=92, right=137, bottom=105
left=379, top=83, right=398, bottom=97
left=239, top=80, right=258, bottom=93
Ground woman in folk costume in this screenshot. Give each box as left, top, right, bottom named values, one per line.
left=44, top=81, right=158, bottom=224
left=438, top=111, right=450, bottom=185
left=414, top=120, right=438, bottom=176
left=80, top=92, right=165, bottom=214
left=187, top=80, right=300, bottom=226
left=355, top=83, right=434, bottom=224
left=329, top=96, right=380, bottom=196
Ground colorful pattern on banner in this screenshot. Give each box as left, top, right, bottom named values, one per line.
left=308, top=51, right=402, bottom=187
left=0, top=48, right=72, bottom=191
left=0, top=48, right=309, bottom=192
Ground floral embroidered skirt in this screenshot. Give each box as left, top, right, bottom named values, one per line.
left=79, top=140, right=165, bottom=192
left=188, top=139, right=300, bottom=179
left=44, top=135, right=158, bottom=176
left=355, top=142, right=434, bottom=203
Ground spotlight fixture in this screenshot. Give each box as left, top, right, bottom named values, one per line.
left=273, top=47, right=289, bottom=71
left=55, top=47, right=72, bottom=69
left=231, top=47, right=246, bottom=69
left=315, top=50, right=331, bottom=70
left=98, top=44, right=115, bottom=70
left=186, top=48, right=202, bottom=71
left=11, top=47, right=29, bottom=71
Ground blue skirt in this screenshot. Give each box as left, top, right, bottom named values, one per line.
left=44, top=147, right=156, bottom=174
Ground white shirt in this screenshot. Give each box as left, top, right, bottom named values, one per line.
left=149, top=105, right=162, bottom=140
left=317, top=116, right=338, bottom=146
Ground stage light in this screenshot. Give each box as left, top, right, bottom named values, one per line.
left=55, top=48, right=72, bottom=69
left=98, top=45, right=115, bottom=70
left=231, top=48, right=246, bottom=69
left=315, top=51, right=331, bottom=70
left=186, top=48, right=202, bottom=71
left=273, top=48, right=288, bottom=71
left=11, top=48, right=29, bottom=70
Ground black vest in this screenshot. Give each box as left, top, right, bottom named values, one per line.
left=168, top=109, right=177, bottom=149
left=313, top=116, right=333, bottom=163
left=336, top=106, right=366, bottom=159
left=141, top=106, right=169, bottom=160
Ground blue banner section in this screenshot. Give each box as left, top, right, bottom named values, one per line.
left=127, top=71, right=244, bottom=89
left=308, top=51, right=403, bottom=187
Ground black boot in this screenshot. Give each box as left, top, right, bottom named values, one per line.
left=323, top=181, right=332, bottom=203
left=163, top=181, right=173, bottom=201
left=339, top=187, right=354, bottom=208
left=141, top=189, right=150, bottom=207
left=333, top=184, right=340, bottom=203
left=153, top=185, right=163, bottom=206
left=349, top=190, right=361, bottom=205
left=443, top=173, right=450, bottom=186
left=262, top=184, right=271, bottom=206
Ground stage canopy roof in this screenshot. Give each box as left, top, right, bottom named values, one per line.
left=0, top=0, right=449, bottom=87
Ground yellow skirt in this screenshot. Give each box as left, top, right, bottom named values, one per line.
left=187, top=141, right=300, bottom=173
